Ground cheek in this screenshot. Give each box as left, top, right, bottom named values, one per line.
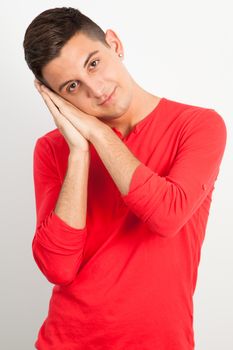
left=64, top=91, right=86, bottom=106
left=68, top=95, right=96, bottom=114
left=100, top=61, right=123, bottom=82
left=110, top=68, right=124, bottom=83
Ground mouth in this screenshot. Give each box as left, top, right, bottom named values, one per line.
left=99, top=87, right=116, bottom=106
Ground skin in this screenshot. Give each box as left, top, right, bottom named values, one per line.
left=34, top=29, right=162, bottom=196
left=40, top=29, right=161, bottom=138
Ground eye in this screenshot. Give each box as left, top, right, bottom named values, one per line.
left=66, top=59, right=99, bottom=93
left=67, top=81, right=79, bottom=93
left=89, top=59, right=100, bottom=69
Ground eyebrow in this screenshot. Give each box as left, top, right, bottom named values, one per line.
left=58, top=50, right=99, bottom=92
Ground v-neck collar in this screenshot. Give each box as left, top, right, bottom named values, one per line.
left=111, top=97, right=166, bottom=141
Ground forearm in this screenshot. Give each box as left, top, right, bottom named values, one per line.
left=54, top=151, right=90, bottom=229
left=88, top=111, right=226, bottom=238
left=90, top=126, right=141, bottom=195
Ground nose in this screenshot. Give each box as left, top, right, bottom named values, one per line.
left=85, top=78, right=107, bottom=100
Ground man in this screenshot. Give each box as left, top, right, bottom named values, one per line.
left=23, top=7, right=227, bottom=350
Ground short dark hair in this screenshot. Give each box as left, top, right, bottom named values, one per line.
left=23, top=7, right=110, bottom=85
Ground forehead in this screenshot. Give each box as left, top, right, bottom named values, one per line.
left=59, top=32, right=104, bottom=58
left=42, top=32, right=107, bottom=82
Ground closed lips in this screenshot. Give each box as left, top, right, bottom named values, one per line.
left=99, top=87, right=115, bottom=105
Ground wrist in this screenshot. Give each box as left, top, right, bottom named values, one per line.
left=89, top=122, right=111, bottom=144
left=69, top=150, right=90, bottom=163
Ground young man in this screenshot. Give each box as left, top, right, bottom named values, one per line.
left=23, top=7, right=227, bottom=350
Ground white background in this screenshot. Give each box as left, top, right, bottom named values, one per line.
left=0, top=1, right=232, bottom=349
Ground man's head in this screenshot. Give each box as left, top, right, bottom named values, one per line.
left=23, top=7, right=135, bottom=122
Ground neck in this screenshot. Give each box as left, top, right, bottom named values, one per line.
left=108, top=80, right=161, bottom=137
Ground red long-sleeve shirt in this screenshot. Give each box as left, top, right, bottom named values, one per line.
left=32, top=97, right=226, bottom=350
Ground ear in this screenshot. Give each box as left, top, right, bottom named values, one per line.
left=104, top=29, right=124, bottom=58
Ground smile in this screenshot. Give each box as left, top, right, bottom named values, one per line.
left=99, top=87, right=116, bottom=106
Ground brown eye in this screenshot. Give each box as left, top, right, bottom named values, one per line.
left=68, top=81, right=79, bottom=92
left=90, top=59, right=99, bottom=68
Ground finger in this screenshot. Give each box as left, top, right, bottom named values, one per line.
left=40, top=84, right=90, bottom=134
left=40, top=84, right=66, bottom=109
left=40, top=91, right=63, bottom=127
left=40, top=83, right=88, bottom=120
left=40, top=91, right=80, bottom=136
left=34, top=79, right=42, bottom=93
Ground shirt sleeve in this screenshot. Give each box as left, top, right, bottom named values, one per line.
left=121, top=109, right=227, bottom=237
left=32, top=136, right=87, bottom=285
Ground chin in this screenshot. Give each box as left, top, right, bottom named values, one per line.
left=97, top=114, right=119, bottom=123
left=106, top=100, right=131, bottom=117
left=98, top=108, right=127, bottom=121
left=84, top=96, right=131, bottom=120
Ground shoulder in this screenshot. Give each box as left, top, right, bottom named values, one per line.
left=35, top=127, right=64, bottom=146
left=163, top=97, right=227, bottom=136
left=33, top=127, right=69, bottom=155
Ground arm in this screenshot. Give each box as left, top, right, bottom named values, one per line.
left=34, top=84, right=227, bottom=238
left=54, top=151, right=90, bottom=229
left=90, top=109, right=227, bottom=237
left=34, top=83, right=141, bottom=197
left=32, top=137, right=89, bottom=286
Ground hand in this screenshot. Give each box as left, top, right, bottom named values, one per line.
left=36, top=81, right=106, bottom=141
left=34, top=79, right=89, bottom=153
